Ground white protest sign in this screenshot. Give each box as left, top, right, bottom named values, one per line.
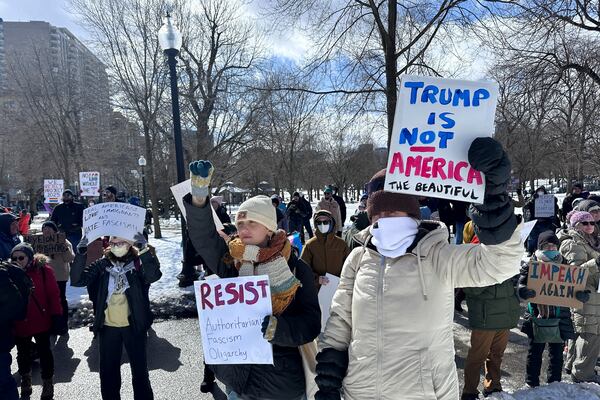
left=83, top=202, right=145, bottom=242
left=79, top=172, right=100, bottom=197
left=170, top=179, right=224, bottom=231
left=520, top=220, right=537, bottom=245
left=44, top=179, right=64, bottom=204
left=385, top=75, right=499, bottom=204
left=318, top=273, right=340, bottom=332
left=194, top=276, right=273, bottom=365
left=535, top=194, right=555, bottom=218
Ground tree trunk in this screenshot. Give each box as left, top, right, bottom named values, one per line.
left=385, top=1, right=398, bottom=148
left=144, top=126, right=162, bottom=239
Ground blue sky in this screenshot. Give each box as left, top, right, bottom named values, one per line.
left=1, top=0, right=89, bottom=38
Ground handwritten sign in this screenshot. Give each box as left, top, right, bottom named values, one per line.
left=194, top=276, right=273, bottom=365
left=170, top=179, right=224, bottom=231
left=527, top=261, right=589, bottom=308
left=44, top=179, right=64, bottom=204
left=25, top=233, right=69, bottom=255
left=384, top=75, right=499, bottom=204
left=83, top=202, right=145, bottom=242
left=535, top=194, right=555, bottom=218
left=79, top=172, right=100, bottom=197
left=318, top=273, right=340, bottom=332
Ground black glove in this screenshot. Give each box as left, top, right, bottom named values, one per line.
left=468, top=137, right=518, bottom=245
left=533, top=193, right=539, bottom=199
left=315, top=348, right=348, bottom=400
left=315, top=390, right=341, bottom=400
left=518, top=287, right=536, bottom=300
left=261, top=315, right=277, bottom=341
left=596, top=256, right=600, bottom=267
left=133, top=232, right=147, bottom=249
left=576, top=290, right=591, bottom=303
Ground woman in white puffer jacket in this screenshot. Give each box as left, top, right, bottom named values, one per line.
left=314, top=138, right=523, bottom=400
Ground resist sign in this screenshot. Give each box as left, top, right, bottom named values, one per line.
left=527, top=261, right=589, bottom=308
left=385, top=75, right=499, bottom=204
left=194, top=276, right=273, bottom=365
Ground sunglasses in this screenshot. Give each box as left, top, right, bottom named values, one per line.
left=315, top=221, right=330, bottom=226
left=578, top=221, right=595, bottom=226
left=12, top=256, right=26, bottom=261
left=110, top=241, right=128, bottom=247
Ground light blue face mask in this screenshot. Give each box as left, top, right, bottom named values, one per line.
left=542, top=250, right=561, bottom=261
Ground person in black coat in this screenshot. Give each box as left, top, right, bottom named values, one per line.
left=0, top=261, right=32, bottom=400
left=523, top=186, right=560, bottom=255
left=299, top=194, right=314, bottom=240
left=0, top=213, right=20, bottom=261
left=50, top=190, right=85, bottom=248
left=72, top=235, right=162, bottom=400
left=186, top=160, right=320, bottom=400
left=561, top=183, right=586, bottom=223
left=331, top=186, right=346, bottom=228
left=518, top=231, right=588, bottom=387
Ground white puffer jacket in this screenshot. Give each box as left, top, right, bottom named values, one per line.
left=318, top=221, right=523, bottom=400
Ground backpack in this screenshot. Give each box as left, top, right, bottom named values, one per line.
left=0, top=261, right=33, bottom=324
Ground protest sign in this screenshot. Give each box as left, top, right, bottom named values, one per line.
left=384, top=75, right=499, bottom=204
left=170, top=179, right=224, bottom=231
left=527, top=261, right=589, bottom=308
left=318, top=273, right=340, bottom=332
left=83, top=202, right=145, bottom=242
left=79, top=172, right=100, bottom=197
left=25, top=233, right=69, bottom=255
left=520, top=220, right=537, bottom=245
left=194, top=275, right=273, bottom=365
left=44, top=179, right=64, bottom=204
left=534, top=194, right=555, bottom=218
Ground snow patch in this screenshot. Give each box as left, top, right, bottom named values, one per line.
left=491, top=382, right=600, bottom=399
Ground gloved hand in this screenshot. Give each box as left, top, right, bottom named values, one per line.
left=576, top=290, right=591, bottom=303
left=518, top=287, right=536, bottom=300
left=596, top=256, right=600, bottom=267
left=261, top=315, right=278, bottom=341
left=76, top=235, right=89, bottom=255
left=133, top=232, right=147, bottom=249
left=468, top=137, right=517, bottom=245
left=315, top=348, right=348, bottom=400
left=189, top=160, right=214, bottom=198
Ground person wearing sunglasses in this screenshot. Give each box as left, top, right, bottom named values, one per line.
left=72, top=235, right=162, bottom=399
left=10, top=243, right=62, bottom=400
left=559, top=210, right=600, bottom=384
left=301, top=210, right=350, bottom=291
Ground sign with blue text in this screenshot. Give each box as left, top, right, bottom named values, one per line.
left=385, top=75, right=499, bottom=204
left=195, top=276, right=274, bottom=365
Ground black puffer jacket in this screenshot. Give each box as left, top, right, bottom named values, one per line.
left=517, top=257, right=576, bottom=341
left=185, top=195, right=321, bottom=400
left=50, top=201, right=85, bottom=234
left=468, top=138, right=519, bottom=245
left=0, top=262, right=32, bottom=352
left=72, top=248, right=162, bottom=334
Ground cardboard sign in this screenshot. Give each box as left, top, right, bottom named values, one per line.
left=83, top=202, right=145, bottom=242
left=534, top=194, right=555, bottom=218
left=384, top=75, right=499, bottom=204
left=318, top=273, right=340, bottom=332
left=79, top=172, right=100, bottom=197
left=194, top=276, right=273, bottom=365
left=170, top=179, right=224, bottom=231
left=527, top=261, right=589, bottom=308
left=44, top=179, right=64, bottom=204
left=25, top=233, right=69, bottom=255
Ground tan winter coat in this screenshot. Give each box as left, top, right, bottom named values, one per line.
left=316, top=198, right=342, bottom=233
left=559, top=229, right=600, bottom=334
left=319, top=221, right=523, bottom=400
left=46, top=239, right=75, bottom=282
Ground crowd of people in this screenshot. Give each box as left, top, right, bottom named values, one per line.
left=2, top=136, right=600, bottom=399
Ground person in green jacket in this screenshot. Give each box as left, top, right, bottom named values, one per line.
left=461, top=275, right=520, bottom=399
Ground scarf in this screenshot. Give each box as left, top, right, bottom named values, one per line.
left=228, top=230, right=301, bottom=315
left=106, top=261, right=135, bottom=304
left=370, top=217, right=419, bottom=258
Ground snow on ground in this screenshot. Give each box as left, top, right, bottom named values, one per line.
left=491, top=382, right=600, bottom=399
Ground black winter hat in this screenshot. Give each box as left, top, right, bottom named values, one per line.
left=42, top=221, right=59, bottom=232
left=11, top=243, right=34, bottom=261
left=537, top=231, right=560, bottom=249
left=63, top=189, right=74, bottom=196
left=105, top=186, right=117, bottom=196
left=292, top=192, right=300, bottom=198
left=0, top=213, right=17, bottom=236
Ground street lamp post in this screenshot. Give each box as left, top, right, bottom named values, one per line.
left=138, top=156, right=147, bottom=207
left=159, top=12, right=192, bottom=286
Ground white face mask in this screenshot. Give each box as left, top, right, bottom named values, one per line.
left=370, top=217, right=419, bottom=258
left=318, top=223, right=330, bottom=234
left=110, top=245, right=130, bottom=258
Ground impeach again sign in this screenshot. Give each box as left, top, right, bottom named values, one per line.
left=527, top=261, right=589, bottom=308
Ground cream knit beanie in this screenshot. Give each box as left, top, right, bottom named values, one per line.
left=236, top=195, right=277, bottom=232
